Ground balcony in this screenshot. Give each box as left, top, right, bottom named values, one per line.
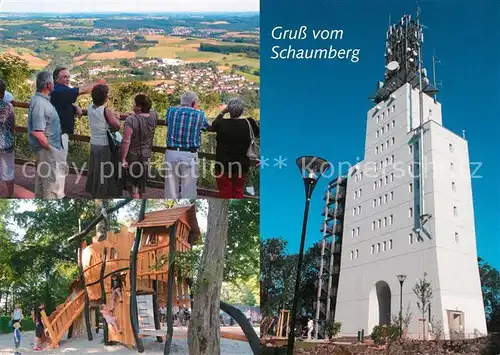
left=4, top=101, right=260, bottom=199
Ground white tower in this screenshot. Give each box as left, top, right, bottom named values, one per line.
left=334, top=11, right=487, bottom=340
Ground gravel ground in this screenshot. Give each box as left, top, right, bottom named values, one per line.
left=0, top=330, right=253, bottom=355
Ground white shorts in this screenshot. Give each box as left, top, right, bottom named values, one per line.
left=0, top=150, right=14, bottom=181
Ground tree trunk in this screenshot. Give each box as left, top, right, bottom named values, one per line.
left=130, top=200, right=146, bottom=353
left=95, top=200, right=110, bottom=242
left=188, top=199, right=230, bottom=355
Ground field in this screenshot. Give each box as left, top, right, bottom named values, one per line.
left=200, top=21, right=230, bottom=25
left=142, top=35, right=259, bottom=69
left=0, top=47, right=49, bottom=69
left=53, top=40, right=99, bottom=52
left=87, top=50, right=137, bottom=60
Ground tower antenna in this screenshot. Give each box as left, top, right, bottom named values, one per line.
left=432, top=49, right=441, bottom=101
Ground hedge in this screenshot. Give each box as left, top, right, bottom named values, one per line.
left=0, top=316, right=36, bottom=334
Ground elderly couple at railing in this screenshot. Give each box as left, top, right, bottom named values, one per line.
left=0, top=67, right=259, bottom=199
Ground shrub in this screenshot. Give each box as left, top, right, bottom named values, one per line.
left=0, top=316, right=36, bottom=334
left=370, top=324, right=400, bottom=345
left=325, top=320, right=342, bottom=339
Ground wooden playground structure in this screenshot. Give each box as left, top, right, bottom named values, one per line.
left=261, top=309, right=290, bottom=345
left=40, top=205, right=199, bottom=349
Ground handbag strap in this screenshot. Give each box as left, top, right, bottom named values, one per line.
left=244, top=118, right=255, bottom=141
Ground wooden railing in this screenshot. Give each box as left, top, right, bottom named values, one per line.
left=41, top=289, right=85, bottom=349
left=10, top=101, right=260, bottom=198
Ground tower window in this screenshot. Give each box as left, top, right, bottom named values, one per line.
left=383, top=241, right=387, bottom=251
left=409, top=233, right=413, bottom=244
left=383, top=217, right=387, bottom=227
left=371, top=245, right=374, bottom=254
left=377, top=219, right=381, bottom=228
left=373, top=199, right=376, bottom=207
left=455, top=232, right=459, bottom=243
left=409, top=144, right=413, bottom=154
left=375, top=146, right=379, bottom=154
left=378, top=196, right=382, bottom=205
left=355, top=250, right=359, bottom=259
left=384, top=194, right=388, bottom=203
left=390, top=215, right=394, bottom=224
left=386, top=123, right=390, bottom=131
left=385, top=176, right=388, bottom=185
left=409, top=183, right=413, bottom=193
left=376, top=130, right=380, bottom=138
left=391, top=137, right=395, bottom=145
left=353, top=208, right=356, bottom=216
left=385, top=140, right=389, bottom=148
left=376, top=116, right=380, bottom=123
left=389, top=239, right=393, bottom=249
left=409, top=207, right=413, bottom=218
left=449, top=143, right=454, bottom=152
left=351, top=229, right=355, bottom=237
left=359, top=188, right=362, bottom=197
left=372, top=221, right=375, bottom=230
left=390, top=173, right=394, bottom=182
left=450, top=162, right=454, bottom=171
left=429, top=109, right=432, bottom=117
left=350, top=251, right=353, bottom=260
left=356, top=227, right=360, bottom=236
left=374, top=181, right=377, bottom=190
left=453, top=206, right=458, bottom=217
left=391, top=120, right=395, bottom=128
left=452, top=181, right=456, bottom=191
left=392, top=105, right=395, bottom=112
left=381, top=127, right=385, bottom=134
left=390, top=191, right=394, bottom=200
left=391, top=154, right=394, bottom=163
left=358, top=206, right=362, bottom=214
left=377, top=243, right=380, bottom=253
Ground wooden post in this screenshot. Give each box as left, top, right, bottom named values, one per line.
left=77, top=241, right=93, bottom=341
left=99, top=248, right=109, bottom=345
left=164, top=223, right=177, bottom=355
left=152, top=280, right=163, bottom=342
left=130, top=199, right=146, bottom=353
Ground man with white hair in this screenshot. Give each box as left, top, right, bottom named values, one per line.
left=164, top=91, right=210, bottom=199
left=28, top=71, right=65, bottom=198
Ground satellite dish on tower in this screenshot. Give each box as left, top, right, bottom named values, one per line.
left=386, top=61, right=400, bottom=71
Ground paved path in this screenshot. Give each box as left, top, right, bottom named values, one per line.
left=0, top=329, right=253, bottom=354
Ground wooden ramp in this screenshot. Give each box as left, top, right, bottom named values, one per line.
left=41, top=290, right=85, bottom=349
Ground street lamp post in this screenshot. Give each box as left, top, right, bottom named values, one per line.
left=287, top=156, right=331, bottom=355
left=397, top=274, right=407, bottom=339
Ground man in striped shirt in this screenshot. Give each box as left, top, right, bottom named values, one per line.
left=164, top=91, right=210, bottom=199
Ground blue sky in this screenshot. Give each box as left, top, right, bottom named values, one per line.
left=0, top=0, right=259, bottom=13
left=261, top=0, right=500, bottom=269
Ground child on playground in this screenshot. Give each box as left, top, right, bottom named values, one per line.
left=100, top=304, right=122, bottom=334
left=110, top=273, right=123, bottom=311
left=13, top=322, right=21, bottom=355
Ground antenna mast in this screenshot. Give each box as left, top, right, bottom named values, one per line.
left=432, top=50, right=441, bottom=101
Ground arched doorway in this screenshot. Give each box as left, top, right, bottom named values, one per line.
left=368, top=281, right=392, bottom=332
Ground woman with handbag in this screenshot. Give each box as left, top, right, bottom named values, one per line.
left=85, top=84, right=121, bottom=197
left=0, top=79, right=15, bottom=197
left=120, top=94, right=157, bottom=198
left=211, top=97, right=259, bottom=198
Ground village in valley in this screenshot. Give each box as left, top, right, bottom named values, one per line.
left=0, top=13, right=260, bottom=96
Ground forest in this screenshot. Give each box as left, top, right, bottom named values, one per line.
left=200, top=43, right=260, bottom=58
left=0, top=199, right=259, bottom=333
